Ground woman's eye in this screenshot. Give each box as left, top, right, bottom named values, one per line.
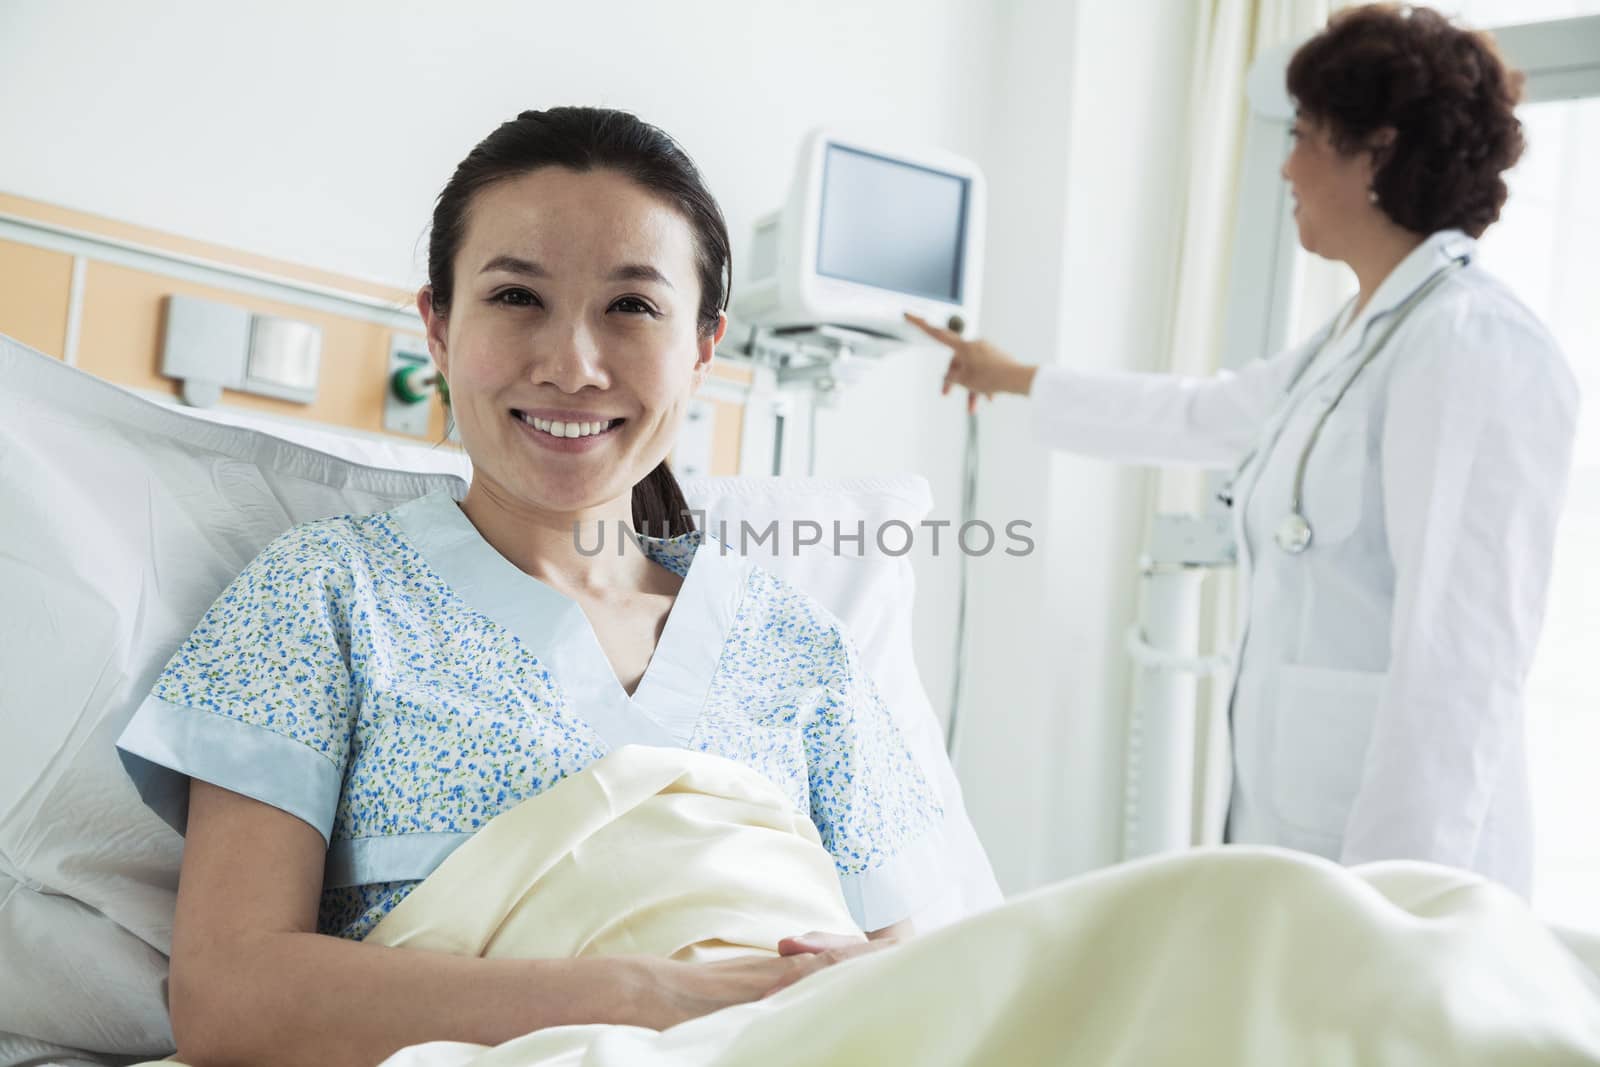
left=610, top=296, right=660, bottom=317
left=491, top=288, right=540, bottom=308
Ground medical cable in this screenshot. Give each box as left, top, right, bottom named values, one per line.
left=945, top=408, right=978, bottom=758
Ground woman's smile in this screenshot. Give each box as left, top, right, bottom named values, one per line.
left=510, top=407, right=627, bottom=453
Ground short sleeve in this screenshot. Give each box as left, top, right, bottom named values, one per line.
left=116, top=523, right=358, bottom=843
left=802, top=624, right=952, bottom=931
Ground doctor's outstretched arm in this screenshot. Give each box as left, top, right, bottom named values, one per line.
left=904, top=312, right=1308, bottom=469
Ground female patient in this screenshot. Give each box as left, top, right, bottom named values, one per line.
left=116, top=107, right=946, bottom=1066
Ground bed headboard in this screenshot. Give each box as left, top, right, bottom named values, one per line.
left=0, top=191, right=751, bottom=474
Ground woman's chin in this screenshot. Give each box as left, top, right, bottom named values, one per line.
left=474, top=455, right=651, bottom=522
left=1296, top=227, right=1336, bottom=262
left=508, top=476, right=633, bottom=519
left=1292, top=215, right=1314, bottom=252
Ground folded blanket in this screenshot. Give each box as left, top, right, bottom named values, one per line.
left=367, top=743, right=861, bottom=964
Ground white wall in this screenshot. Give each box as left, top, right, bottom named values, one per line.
left=0, top=0, right=1201, bottom=896
left=815, top=0, right=1198, bottom=892
left=917, top=0, right=1083, bottom=892
left=923, top=0, right=1198, bottom=890
left=0, top=0, right=997, bottom=291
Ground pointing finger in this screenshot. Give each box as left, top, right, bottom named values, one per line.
left=903, top=312, right=961, bottom=348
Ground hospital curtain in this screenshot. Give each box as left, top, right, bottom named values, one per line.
left=1149, top=0, right=1330, bottom=843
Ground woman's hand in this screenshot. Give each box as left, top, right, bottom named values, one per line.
left=634, top=931, right=897, bottom=1029
left=904, top=312, right=1039, bottom=413
left=765, top=929, right=900, bottom=996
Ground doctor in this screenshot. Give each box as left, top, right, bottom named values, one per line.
left=909, top=5, right=1578, bottom=896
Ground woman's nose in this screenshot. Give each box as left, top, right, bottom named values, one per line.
left=533, top=318, right=608, bottom=392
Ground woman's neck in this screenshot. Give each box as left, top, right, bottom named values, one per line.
left=458, top=480, right=668, bottom=598
left=1345, top=226, right=1427, bottom=322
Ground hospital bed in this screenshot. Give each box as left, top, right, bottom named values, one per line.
left=0, top=332, right=1000, bottom=1064
left=9, top=326, right=1600, bottom=1066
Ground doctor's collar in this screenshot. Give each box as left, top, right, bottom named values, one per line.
left=1350, top=229, right=1474, bottom=337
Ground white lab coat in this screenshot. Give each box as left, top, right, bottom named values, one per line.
left=1030, top=230, right=1579, bottom=895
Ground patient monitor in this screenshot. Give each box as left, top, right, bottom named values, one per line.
left=734, top=129, right=986, bottom=348
left=729, top=127, right=987, bottom=452
left=728, top=131, right=987, bottom=756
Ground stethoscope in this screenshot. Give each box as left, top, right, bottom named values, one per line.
left=1219, top=255, right=1468, bottom=555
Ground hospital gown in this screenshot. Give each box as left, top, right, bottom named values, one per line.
left=117, top=489, right=947, bottom=938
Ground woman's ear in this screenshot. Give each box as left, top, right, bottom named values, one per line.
left=1365, top=126, right=1398, bottom=170
left=691, top=312, right=727, bottom=390
left=417, top=286, right=450, bottom=380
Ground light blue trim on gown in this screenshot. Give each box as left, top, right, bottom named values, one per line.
left=117, top=694, right=343, bottom=843
left=323, top=832, right=472, bottom=889
left=386, top=490, right=752, bottom=750
left=837, top=810, right=958, bottom=931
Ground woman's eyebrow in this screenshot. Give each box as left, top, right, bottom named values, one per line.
left=479, top=255, right=547, bottom=277
left=609, top=263, right=674, bottom=289
left=477, top=256, right=672, bottom=289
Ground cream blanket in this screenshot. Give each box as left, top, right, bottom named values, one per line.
left=359, top=745, right=1600, bottom=1066
left=139, top=746, right=1600, bottom=1065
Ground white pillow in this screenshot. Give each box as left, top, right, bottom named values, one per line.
left=167, top=402, right=472, bottom=479
left=0, top=332, right=997, bottom=1056
left=0, top=336, right=469, bottom=1055
left=0, top=1031, right=128, bottom=1067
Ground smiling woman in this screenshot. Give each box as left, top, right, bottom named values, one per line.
left=425, top=168, right=714, bottom=542
left=113, top=107, right=954, bottom=1067
left=420, top=109, right=733, bottom=541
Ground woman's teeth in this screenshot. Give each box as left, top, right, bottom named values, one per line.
left=518, top=413, right=618, bottom=439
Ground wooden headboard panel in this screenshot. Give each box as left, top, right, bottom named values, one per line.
left=0, top=191, right=749, bottom=471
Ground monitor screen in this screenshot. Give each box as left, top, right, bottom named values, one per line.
left=814, top=145, right=969, bottom=303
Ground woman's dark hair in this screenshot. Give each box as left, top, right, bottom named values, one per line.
left=1286, top=4, right=1525, bottom=238
left=427, top=107, right=732, bottom=537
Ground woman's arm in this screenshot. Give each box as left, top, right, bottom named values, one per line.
left=171, top=780, right=868, bottom=1066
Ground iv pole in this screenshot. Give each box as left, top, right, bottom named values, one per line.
left=1120, top=512, right=1235, bottom=860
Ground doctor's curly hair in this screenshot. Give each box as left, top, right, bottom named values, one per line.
left=1287, top=4, right=1525, bottom=239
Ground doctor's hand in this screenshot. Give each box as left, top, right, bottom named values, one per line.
left=904, top=312, right=1039, bottom=414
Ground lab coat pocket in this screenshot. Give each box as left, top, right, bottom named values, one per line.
left=1271, top=664, right=1383, bottom=839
